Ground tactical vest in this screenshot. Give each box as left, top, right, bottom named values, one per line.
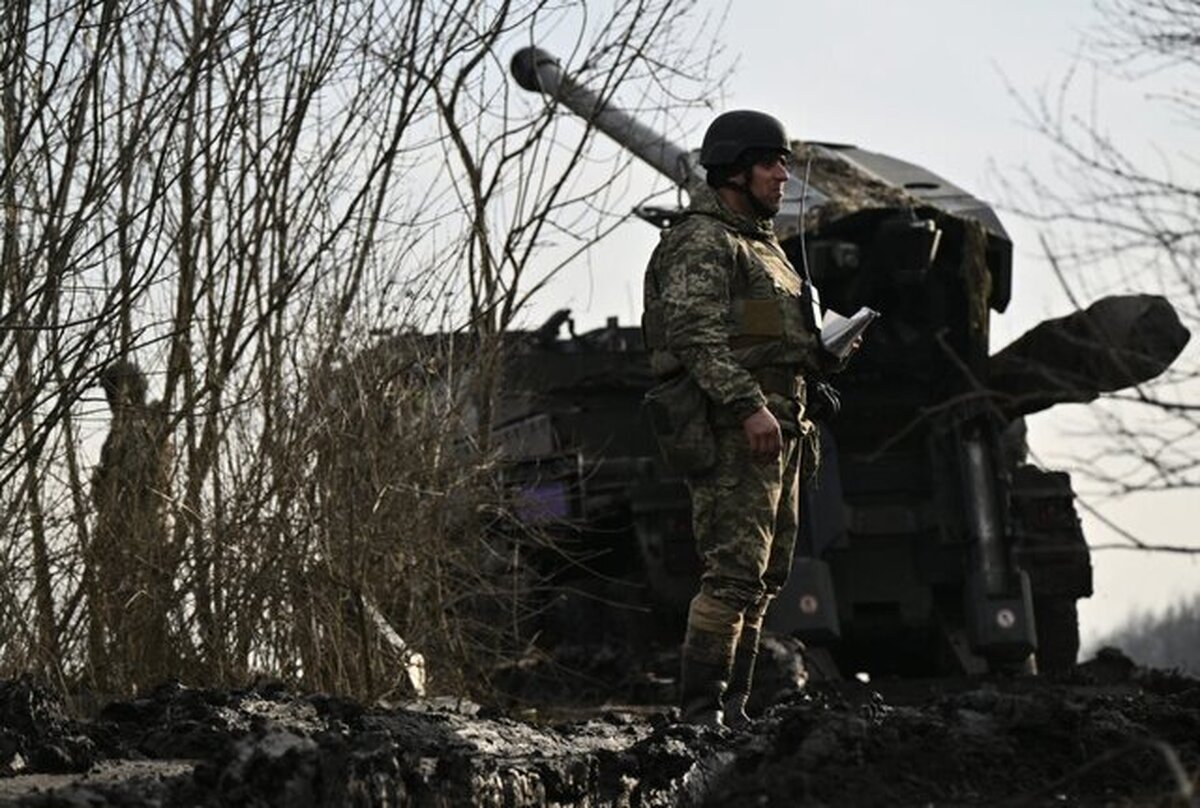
left=643, top=212, right=822, bottom=389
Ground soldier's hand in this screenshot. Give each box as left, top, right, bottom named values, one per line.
left=808, top=381, right=841, bottom=421
left=742, top=406, right=782, bottom=461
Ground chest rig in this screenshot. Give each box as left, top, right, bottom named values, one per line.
left=644, top=212, right=822, bottom=379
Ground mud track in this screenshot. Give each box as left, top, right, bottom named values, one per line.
left=0, top=650, right=1196, bottom=807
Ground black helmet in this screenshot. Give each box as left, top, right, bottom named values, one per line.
left=700, top=110, right=790, bottom=169
left=99, top=359, right=148, bottom=405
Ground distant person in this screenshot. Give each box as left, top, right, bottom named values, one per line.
left=642, top=110, right=851, bottom=727
left=91, top=360, right=174, bottom=691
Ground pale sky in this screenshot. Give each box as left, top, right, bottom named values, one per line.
left=526, top=1, right=1199, bottom=650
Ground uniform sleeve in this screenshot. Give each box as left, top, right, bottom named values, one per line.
left=652, top=224, right=766, bottom=421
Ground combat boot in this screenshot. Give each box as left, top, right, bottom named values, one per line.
left=678, top=652, right=728, bottom=727
left=724, top=624, right=763, bottom=730
left=724, top=691, right=751, bottom=730
left=678, top=591, right=741, bottom=727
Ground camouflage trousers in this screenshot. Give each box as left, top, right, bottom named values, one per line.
left=683, top=426, right=802, bottom=666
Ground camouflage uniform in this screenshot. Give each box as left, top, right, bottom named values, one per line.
left=643, top=180, right=823, bottom=708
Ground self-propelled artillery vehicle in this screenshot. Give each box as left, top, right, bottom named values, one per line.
left=497, top=48, right=1190, bottom=677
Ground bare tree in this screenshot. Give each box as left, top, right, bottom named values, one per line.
left=430, top=0, right=723, bottom=445
left=292, top=0, right=726, bottom=698
left=0, top=0, right=407, bottom=692
left=0, top=0, right=722, bottom=699
left=1098, top=592, right=1200, bottom=673
left=1001, top=0, right=1199, bottom=502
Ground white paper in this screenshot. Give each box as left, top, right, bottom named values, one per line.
left=821, top=306, right=880, bottom=359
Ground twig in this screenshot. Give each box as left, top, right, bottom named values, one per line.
left=1074, top=495, right=1200, bottom=554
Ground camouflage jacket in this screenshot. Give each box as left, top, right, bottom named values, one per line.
left=642, top=182, right=823, bottom=427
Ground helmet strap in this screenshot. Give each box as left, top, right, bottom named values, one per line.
left=726, top=167, right=774, bottom=219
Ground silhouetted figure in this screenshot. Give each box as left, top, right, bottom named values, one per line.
left=90, top=360, right=174, bottom=692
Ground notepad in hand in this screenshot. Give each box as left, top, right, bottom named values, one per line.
left=821, top=307, right=880, bottom=359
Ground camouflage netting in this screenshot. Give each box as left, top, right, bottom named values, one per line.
left=790, top=141, right=917, bottom=236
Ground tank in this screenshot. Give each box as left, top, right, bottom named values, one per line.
left=501, top=48, right=1191, bottom=676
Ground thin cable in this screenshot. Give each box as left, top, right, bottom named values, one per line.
left=797, top=154, right=814, bottom=284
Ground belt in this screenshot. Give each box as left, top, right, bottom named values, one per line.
left=654, top=362, right=803, bottom=401
left=752, top=366, right=804, bottom=398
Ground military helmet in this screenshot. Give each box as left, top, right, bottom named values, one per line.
left=700, top=110, right=790, bottom=169
left=99, top=359, right=148, bottom=405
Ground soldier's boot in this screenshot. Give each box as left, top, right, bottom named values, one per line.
left=678, top=592, right=742, bottom=727
left=723, top=626, right=760, bottom=730
left=678, top=651, right=729, bottom=727
left=724, top=597, right=769, bottom=730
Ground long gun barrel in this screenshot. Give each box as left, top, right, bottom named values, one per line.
left=510, top=47, right=696, bottom=188
left=988, top=294, right=1190, bottom=418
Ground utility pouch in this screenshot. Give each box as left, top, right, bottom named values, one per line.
left=644, top=374, right=716, bottom=475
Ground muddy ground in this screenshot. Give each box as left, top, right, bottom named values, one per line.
left=0, top=647, right=1196, bottom=807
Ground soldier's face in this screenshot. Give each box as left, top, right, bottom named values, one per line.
left=746, top=155, right=790, bottom=214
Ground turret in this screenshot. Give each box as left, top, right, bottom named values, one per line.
left=511, top=46, right=1189, bottom=408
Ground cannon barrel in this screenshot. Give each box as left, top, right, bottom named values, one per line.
left=988, top=294, right=1191, bottom=418
left=510, top=47, right=696, bottom=188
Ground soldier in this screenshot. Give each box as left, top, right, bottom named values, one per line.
left=91, top=360, right=174, bottom=691
left=643, top=110, right=844, bottom=727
